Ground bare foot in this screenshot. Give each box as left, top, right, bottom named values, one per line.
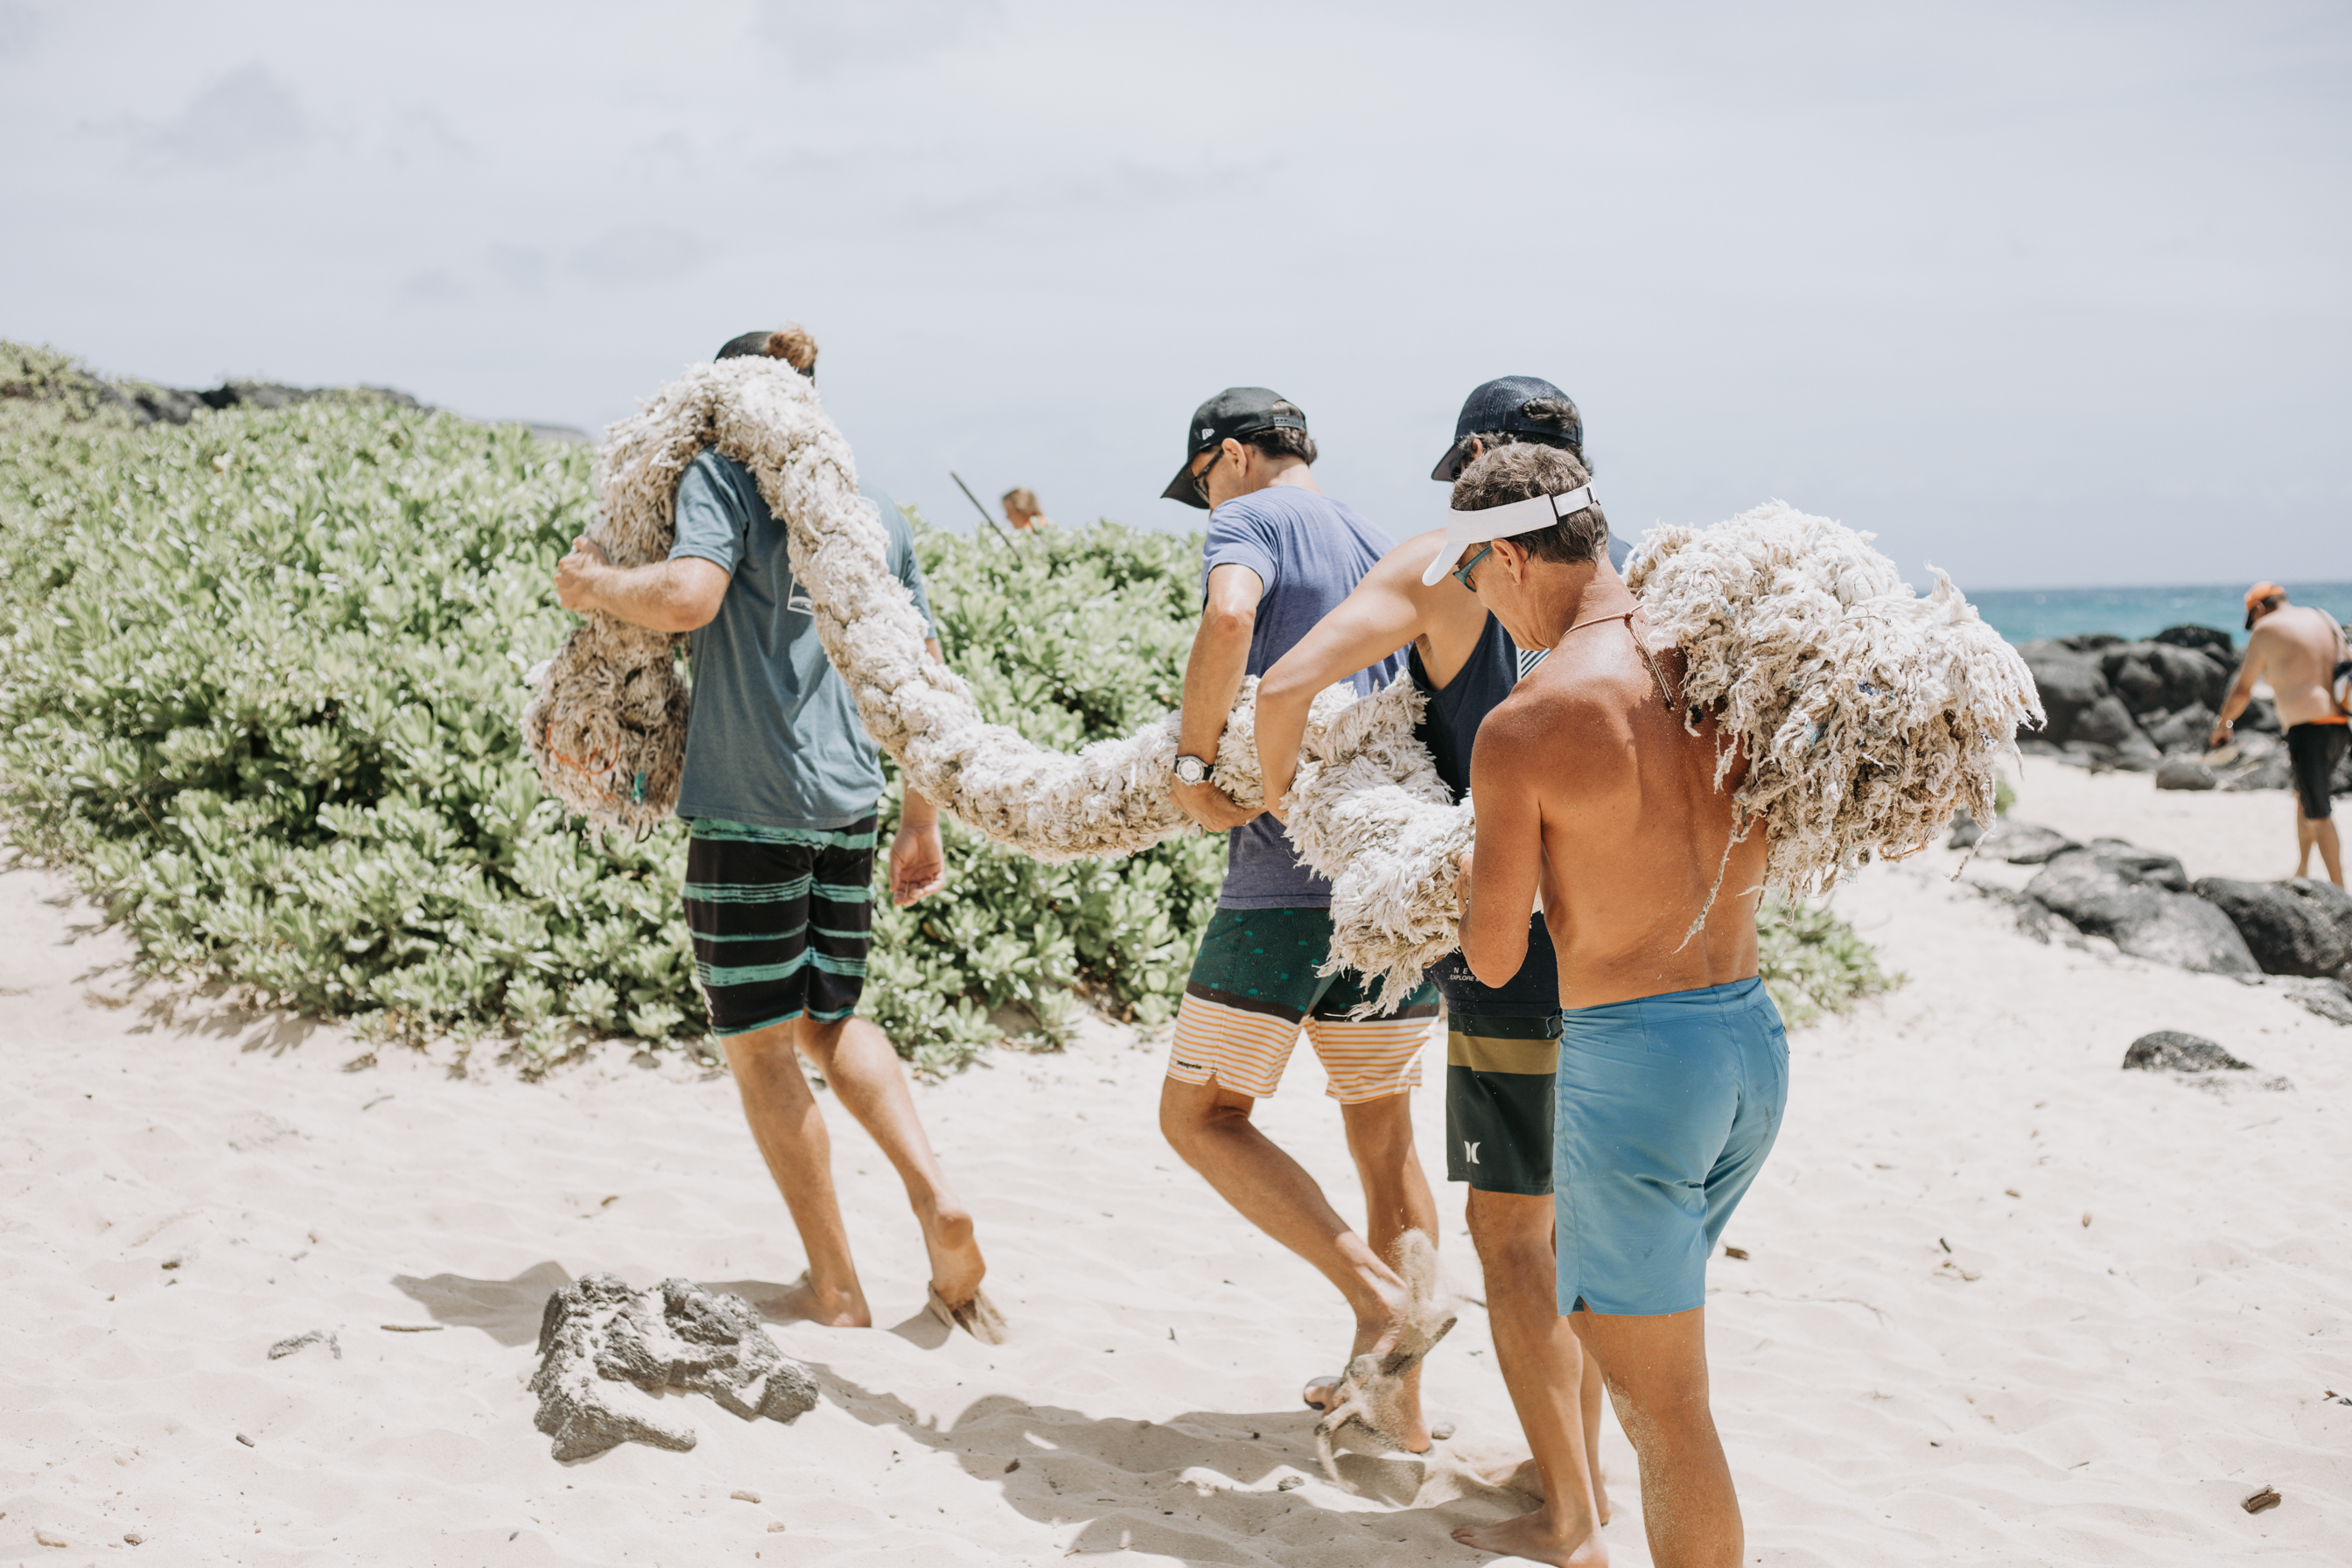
left=765, top=1270, right=870, bottom=1328
left=1452, top=1506, right=1609, bottom=1565
left=1503, top=1457, right=1613, bottom=1528
left=1314, top=1231, right=1455, bottom=1470
left=913, top=1190, right=986, bottom=1312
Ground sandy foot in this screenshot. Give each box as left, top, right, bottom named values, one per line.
left=1314, top=1231, right=1455, bottom=1468
left=1452, top=1504, right=1611, bottom=1565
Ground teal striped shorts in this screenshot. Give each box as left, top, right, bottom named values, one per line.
left=682, top=815, right=876, bottom=1037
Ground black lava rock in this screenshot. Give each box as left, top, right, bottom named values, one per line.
left=2083, top=838, right=2190, bottom=892
left=2155, top=757, right=2218, bottom=791
left=2026, top=850, right=2258, bottom=974
left=2151, top=624, right=2236, bottom=659
left=2124, top=1032, right=2252, bottom=1072
left=2100, top=640, right=2230, bottom=718
left=1975, top=820, right=2082, bottom=864
left=2190, top=878, right=2352, bottom=977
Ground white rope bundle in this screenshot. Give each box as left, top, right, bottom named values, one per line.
left=525, top=359, right=2039, bottom=1012
left=524, top=356, right=1366, bottom=858
left=1626, top=502, right=2042, bottom=897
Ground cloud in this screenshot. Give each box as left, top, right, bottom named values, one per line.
left=398, top=269, right=468, bottom=304
left=486, top=245, right=550, bottom=295
left=386, top=106, right=474, bottom=167
left=0, top=1, right=42, bottom=60
left=757, top=0, right=1002, bottom=74
left=569, top=224, right=709, bottom=287
left=134, top=63, right=311, bottom=168
left=897, top=159, right=1254, bottom=232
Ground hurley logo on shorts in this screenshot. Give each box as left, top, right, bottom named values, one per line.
left=1463, top=1141, right=1481, bottom=1165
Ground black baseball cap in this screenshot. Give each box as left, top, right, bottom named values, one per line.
left=1430, top=375, right=1583, bottom=480
left=1160, top=387, right=1309, bottom=508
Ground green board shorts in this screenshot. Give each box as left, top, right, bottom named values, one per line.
left=1167, top=906, right=1441, bottom=1102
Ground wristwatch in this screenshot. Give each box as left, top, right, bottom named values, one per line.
left=1173, top=754, right=1213, bottom=788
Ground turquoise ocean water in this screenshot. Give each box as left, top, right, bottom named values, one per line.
left=1965, top=582, right=2352, bottom=648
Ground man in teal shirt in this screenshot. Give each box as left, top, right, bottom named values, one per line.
left=555, top=324, right=1000, bottom=1340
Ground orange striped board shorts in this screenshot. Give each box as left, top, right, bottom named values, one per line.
left=1166, top=906, right=1441, bottom=1102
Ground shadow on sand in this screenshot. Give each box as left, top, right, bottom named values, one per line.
left=388, top=1262, right=1535, bottom=1560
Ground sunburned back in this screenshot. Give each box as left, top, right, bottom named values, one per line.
left=1493, top=624, right=1768, bottom=1009
left=2258, top=606, right=2348, bottom=729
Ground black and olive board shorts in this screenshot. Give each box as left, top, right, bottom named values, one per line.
left=1426, top=913, right=1563, bottom=1196
left=682, top=816, right=877, bottom=1037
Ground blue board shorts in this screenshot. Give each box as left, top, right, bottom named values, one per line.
left=1555, top=976, right=1788, bottom=1318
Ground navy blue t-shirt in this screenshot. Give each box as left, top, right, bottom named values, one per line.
left=1200, top=486, right=1402, bottom=907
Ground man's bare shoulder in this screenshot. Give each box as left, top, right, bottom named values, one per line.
left=1479, top=663, right=1618, bottom=752
left=1368, top=528, right=1448, bottom=592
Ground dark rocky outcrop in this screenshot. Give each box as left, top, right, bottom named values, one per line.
left=2012, top=624, right=2346, bottom=792
left=2154, top=757, right=2218, bottom=792
left=2190, top=878, right=2352, bottom=977
left=1970, top=819, right=2082, bottom=864
left=2123, top=1031, right=2250, bottom=1072
left=530, top=1274, right=819, bottom=1461
left=2082, top=837, right=2189, bottom=892
left=1977, top=885, right=2087, bottom=948
left=2265, top=975, right=2352, bottom=1026
left=2152, top=625, right=2236, bottom=659
left=2025, top=848, right=2258, bottom=974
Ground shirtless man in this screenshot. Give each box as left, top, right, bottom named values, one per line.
left=1256, top=376, right=1619, bottom=1558
left=2209, top=583, right=2348, bottom=886
left=1448, top=443, right=1788, bottom=1568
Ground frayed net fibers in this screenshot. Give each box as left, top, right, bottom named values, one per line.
left=525, top=361, right=2039, bottom=1009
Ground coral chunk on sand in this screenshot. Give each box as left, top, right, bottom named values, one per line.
left=529, top=1274, right=819, bottom=1460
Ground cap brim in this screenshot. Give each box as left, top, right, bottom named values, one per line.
left=1160, top=459, right=1209, bottom=508
left=1429, top=438, right=1472, bottom=483
left=1420, top=535, right=1463, bottom=587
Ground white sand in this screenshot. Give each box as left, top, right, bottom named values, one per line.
left=3, top=761, right=2347, bottom=1564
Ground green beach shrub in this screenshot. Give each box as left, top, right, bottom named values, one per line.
left=0, top=368, right=1225, bottom=1073
left=1756, top=894, right=1895, bottom=1026
left=0, top=346, right=1892, bottom=1074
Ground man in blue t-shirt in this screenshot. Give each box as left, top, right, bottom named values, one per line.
left=1154, top=387, right=1447, bottom=1451
left=552, top=325, right=1001, bottom=1344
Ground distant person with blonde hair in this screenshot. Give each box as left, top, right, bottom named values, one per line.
left=1001, top=486, right=1054, bottom=531
left=2210, top=582, right=2350, bottom=886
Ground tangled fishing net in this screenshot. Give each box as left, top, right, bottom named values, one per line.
left=525, top=357, right=2040, bottom=1009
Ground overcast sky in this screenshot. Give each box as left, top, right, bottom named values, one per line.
left=4, top=1, right=2345, bottom=590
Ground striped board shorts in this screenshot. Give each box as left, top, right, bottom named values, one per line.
left=682, top=816, right=877, bottom=1037
left=1166, top=906, right=1441, bottom=1104
left=1427, top=913, right=1564, bottom=1196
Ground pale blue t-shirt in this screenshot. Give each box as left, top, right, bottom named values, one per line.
left=668, top=450, right=934, bottom=830
left=1200, top=486, right=1403, bottom=908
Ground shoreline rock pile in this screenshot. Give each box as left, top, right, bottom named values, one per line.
left=1956, top=814, right=2352, bottom=1024
left=2015, top=624, right=2352, bottom=797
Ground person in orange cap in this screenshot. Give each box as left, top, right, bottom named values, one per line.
left=2209, top=583, right=2350, bottom=886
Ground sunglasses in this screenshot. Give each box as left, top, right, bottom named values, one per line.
left=1450, top=542, right=1494, bottom=592
left=1191, top=445, right=1224, bottom=506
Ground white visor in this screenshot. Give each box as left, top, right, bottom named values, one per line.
left=1419, top=484, right=1600, bottom=586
